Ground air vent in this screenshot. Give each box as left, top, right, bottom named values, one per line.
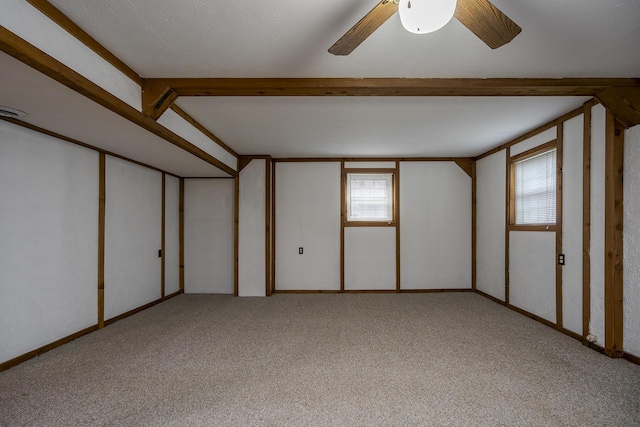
left=0, top=105, right=28, bottom=119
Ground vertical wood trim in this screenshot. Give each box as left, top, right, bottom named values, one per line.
left=265, top=160, right=272, bottom=296
left=340, top=161, right=345, bottom=292
left=234, top=175, right=240, bottom=297
left=179, top=178, right=185, bottom=293
left=471, top=161, right=477, bottom=291
left=582, top=106, right=592, bottom=343
left=556, top=125, right=564, bottom=328
left=603, top=111, right=624, bottom=357
left=98, top=153, right=106, bottom=329
left=161, top=174, right=166, bottom=299
left=505, top=147, right=511, bottom=304
left=395, top=161, right=401, bottom=292
left=271, top=162, right=276, bottom=293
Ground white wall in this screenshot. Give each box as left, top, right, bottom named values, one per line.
left=274, top=160, right=475, bottom=292
left=275, top=162, right=341, bottom=291
left=104, top=156, right=162, bottom=320
left=344, top=227, right=396, bottom=290
left=400, top=162, right=471, bottom=289
left=343, top=161, right=398, bottom=290
left=476, top=150, right=506, bottom=300
left=623, top=124, right=640, bottom=357
left=590, top=104, right=606, bottom=345
left=509, top=127, right=557, bottom=156
left=0, top=121, right=98, bottom=364
left=345, top=161, right=396, bottom=169
left=507, top=130, right=558, bottom=323
left=239, top=159, right=266, bottom=297
left=184, top=179, right=234, bottom=294
left=561, top=115, right=584, bottom=334
left=164, top=175, right=180, bottom=295
left=472, top=104, right=633, bottom=350
left=509, top=231, right=557, bottom=323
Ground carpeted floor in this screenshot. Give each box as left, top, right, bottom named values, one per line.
left=1, top=293, right=639, bottom=426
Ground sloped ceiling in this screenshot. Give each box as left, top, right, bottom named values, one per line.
left=25, top=0, right=640, bottom=158
left=0, top=51, right=229, bottom=177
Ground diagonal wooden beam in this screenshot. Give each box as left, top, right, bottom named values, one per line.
left=144, top=78, right=640, bottom=97
left=596, top=87, right=640, bottom=129
left=25, top=0, right=142, bottom=85
left=454, top=159, right=474, bottom=177
left=0, top=25, right=237, bottom=176
left=169, top=104, right=237, bottom=157
left=142, top=82, right=177, bottom=120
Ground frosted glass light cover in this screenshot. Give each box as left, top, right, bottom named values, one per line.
left=399, top=0, right=457, bottom=34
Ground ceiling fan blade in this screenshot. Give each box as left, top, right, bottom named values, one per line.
left=329, top=0, right=398, bottom=56
left=454, top=0, right=522, bottom=49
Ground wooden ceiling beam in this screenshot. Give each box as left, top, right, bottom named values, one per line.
left=0, top=26, right=237, bottom=177
left=596, top=87, right=640, bottom=129
left=142, top=82, right=177, bottom=120
left=145, top=78, right=640, bottom=97
left=25, top=0, right=142, bottom=85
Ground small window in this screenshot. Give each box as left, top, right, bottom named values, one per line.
left=512, top=148, right=557, bottom=225
left=346, top=172, right=394, bottom=223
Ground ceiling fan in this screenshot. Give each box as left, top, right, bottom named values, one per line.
left=329, top=0, right=522, bottom=55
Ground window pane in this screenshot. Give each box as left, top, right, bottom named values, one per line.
left=347, top=173, right=393, bottom=222
left=514, top=149, right=556, bottom=225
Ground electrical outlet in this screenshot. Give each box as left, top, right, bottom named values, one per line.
left=558, top=253, right=565, bottom=265
left=299, top=247, right=303, bottom=255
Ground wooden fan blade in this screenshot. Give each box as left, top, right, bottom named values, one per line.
left=329, top=0, right=398, bottom=56
left=454, top=0, right=522, bottom=49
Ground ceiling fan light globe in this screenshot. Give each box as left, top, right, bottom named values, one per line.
left=399, top=0, right=458, bottom=34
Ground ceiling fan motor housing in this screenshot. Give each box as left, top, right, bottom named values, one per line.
left=399, top=0, right=458, bottom=34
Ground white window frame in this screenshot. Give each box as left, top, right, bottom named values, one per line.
left=344, top=169, right=396, bottom=226
left=509, top=141, right=558, bottom=229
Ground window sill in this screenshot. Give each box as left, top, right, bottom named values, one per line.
left=508, top=224, right=557, bottom=232
left=344, top=221, right=397, bottom=227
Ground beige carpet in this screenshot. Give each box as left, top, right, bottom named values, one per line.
left=1, top=293, right=639, bottom=426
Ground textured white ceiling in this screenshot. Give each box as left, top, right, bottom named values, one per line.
left=12, top=0, right=640, bottom=162
left=176, top=96, right=590, bottom=158
left=49, top=0, right=640, bottom=78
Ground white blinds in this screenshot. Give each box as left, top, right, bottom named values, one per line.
left=347, top=173, right=393, bottom=221
left=514, top=149, right=557, bottom=225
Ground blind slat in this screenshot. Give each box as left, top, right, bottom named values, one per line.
left=514, top=149, right=556, bottom=225
left=347, top=173, right=393, bottom=221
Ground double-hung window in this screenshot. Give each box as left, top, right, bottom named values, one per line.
left=345, top=171, right=395, bottom=224
left=510, top=144, right=557, bottom=227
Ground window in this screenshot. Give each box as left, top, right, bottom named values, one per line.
left=345, top=172, right=394, bottom=223
left=512, top=147, right=557, bottom=225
